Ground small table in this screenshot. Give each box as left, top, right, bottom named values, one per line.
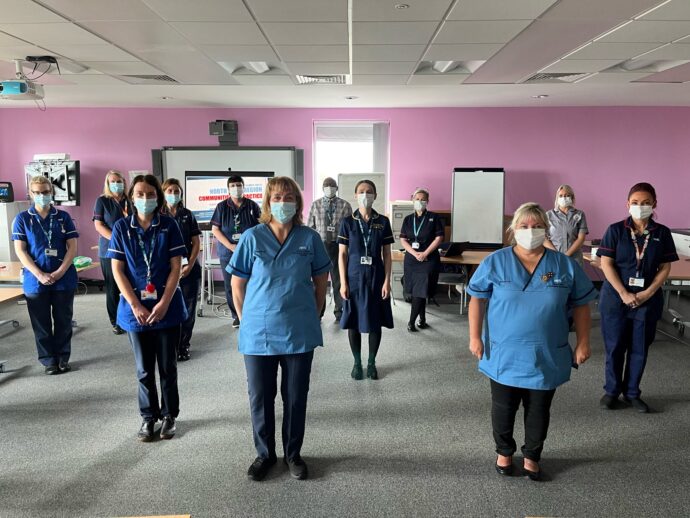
left=0, top=286, right=23, bottom=333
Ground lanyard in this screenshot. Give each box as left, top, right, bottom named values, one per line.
left=135, top=220, right=158, bottom=283
left=413, top=213, right=427, bottom=241
left=325, top=198, right=336, bottom=225
left=233, top=212, right=240, bottom=232
left=33, top=212, right=54, bottom=249
left=629, top=227, right=651, bottom=276
left=356, top=217, right=373, bottom=257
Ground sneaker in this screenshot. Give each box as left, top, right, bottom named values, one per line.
left=351, top=363, right=363, bottom=380
left=417, top=320, right=429, bottom=329
left=45, top=365, right=59, bottom=375
left=284, top=455, right=308, bottom=480
left=247, top=456, right=277, bottom=481
left=112, top=325, right=125, bottom=335
left=137, top=419, right=156, bottom=442
left=232, top=317, right=240, bottom=329
left=624, top=397, right=650, bottom=413
left=58, top=361, right=71, bottom=373
left=160, top=416, right=176, bottom=439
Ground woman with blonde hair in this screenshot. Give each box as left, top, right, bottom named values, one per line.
left=93, top=170, right=132, bottom=334
left=544, top=184, right=588, bottom=265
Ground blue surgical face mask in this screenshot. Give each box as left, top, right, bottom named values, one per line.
left=34, top=194, right=52, bottom=208
left=110, top=182, right=124, bottom=194
left=271, top=202, right=297, bottom=224
left=134, top=198, right=158, bottom=215
left=165, top=194, right=181, bottom=206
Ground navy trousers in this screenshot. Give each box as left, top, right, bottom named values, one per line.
left=601, top=311, right=657, bottom=399
left=179, top=272, right=200, bottom=352
left=100, top=258, right=121, bottom=326
left=219, top=257, right=238, bottom=319
left=244, top=351, right=314, bottom=460
left=25, top=289, right=74, bottom=367
left=128, top=325, right=180, bottom=419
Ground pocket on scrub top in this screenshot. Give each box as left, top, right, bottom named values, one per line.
left=496, top=341, right=539, bottom=378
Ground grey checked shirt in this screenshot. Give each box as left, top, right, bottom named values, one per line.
left=308, top=196, right=353, bottom=243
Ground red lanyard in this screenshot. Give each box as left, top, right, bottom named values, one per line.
left=629, top=227, right=650, bottom=277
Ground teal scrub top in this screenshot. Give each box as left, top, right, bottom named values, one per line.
left=228, top=224, right=332, bottom=356
left=466, top=247, right=597, bottom=390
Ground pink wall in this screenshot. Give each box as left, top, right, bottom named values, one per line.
left=1, top=107, right=688, bottom=279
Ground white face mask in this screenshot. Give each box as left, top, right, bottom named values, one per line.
left=557, top=196, right=572, bottom=208
left=357, top=193, right=375, bottom=209
left=515, top=228, right=546, bottom=250
left=413, top=200, right=427, bottom=212
left=323, top=186, right=337, bottom=198
left=629, top=204, right=653, bottom=220
left=229, top=186, right=244, bottom=199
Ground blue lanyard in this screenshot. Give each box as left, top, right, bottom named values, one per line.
left=413, top=213, right=427, bottom=240
left=134, top=219, right=158, bottom=282
left=356, top=217, right=373, bottom=257
left=33, top=213, right=54, bottom=249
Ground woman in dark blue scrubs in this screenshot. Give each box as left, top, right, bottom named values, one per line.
left=338, top=180, right=394, bottom=380
left=12, top=176, right=79, bottom=374
left=161, top=178, right=201, bottom=362
left=93, top=170, right=132, bottom=335
left=108, top=174, right=188, bottom=441
left=597, top=182, right=678, bottom=413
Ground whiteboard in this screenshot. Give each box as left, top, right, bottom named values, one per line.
left=451, top=169, right=504, bottom=245
left=337, top=173, right=386, bottom=216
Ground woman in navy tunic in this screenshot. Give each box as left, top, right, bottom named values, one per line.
left=93, top=170, right=132, bottom=335
left=338, top=180, right=394, bottom=380
left=399, top=188, right=445, bottom=332
left=596, top=182, right=678, bottom=413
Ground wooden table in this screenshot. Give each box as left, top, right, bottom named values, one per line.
left=0, top=261, right=100, bottom=283
left=0, top=286, right=23, bottom=333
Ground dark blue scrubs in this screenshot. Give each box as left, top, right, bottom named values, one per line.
left=596, top=217, right=678, bottom=399
left=400, top=210, right=445, bottom=298
left=337, top=210, right=395, bottom=333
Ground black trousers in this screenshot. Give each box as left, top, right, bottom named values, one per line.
left=100, top=258, right=121, bottom=326
left=490, top=379, right=556, bottom=462
left=179, top=272, right=200, bottom=352
left=320, top=241, right=343, bottom=317
left=25, top=289, right=74, bottom=366
left=219, top=257, right=238, bottom=319
left=128, top=325, right=180, bottom=420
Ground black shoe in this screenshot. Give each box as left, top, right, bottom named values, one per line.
left=351, top=363, right=363, bottom=380
left=523, top=464, right=541, bottom=481
left=495, top=456, right=513, bottom=476
left=407, top=323, right=417, bottom=332
left=232, top=317, right=240, bottom=329
left=45, top=365, right=59, bottom=375
left=284, top=455, right=308, bottom=480
left=624, top=397, right=650, bottom=413
left=600, top=394, right=619, bottom=410
left=160, top=416, right=176, bottom=439
left=137, top=419, right=156, bottom=442
left=177, top=350, right=190, bottom=362
left=112, top=325, right=125, bottom=335
left=367, top=364, right=378, bottom=380
left=247, top=456, right=277, bottom=481
left=58, top=361, right=71, bottom=373
left=417, top=320, right=429, bottom=329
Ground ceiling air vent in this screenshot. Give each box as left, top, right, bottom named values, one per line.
left=295, top=74, right=351, bottom=85
left=118, top=74, right=179, bottom=84
left=524, top=72, right=590, bottom=84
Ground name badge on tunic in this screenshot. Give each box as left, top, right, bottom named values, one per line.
left=181, top=257, right=189, bottom=266
left=326, top=225, right=336, bottom=232
left=628, top=277, right=645, bottom=288
left=411, top=242, right=420, bottom=250
left=360, top=256, right=373, bottom=265
left=140, top=289, right=158, bottom=300
left=45, top=248, right=58, bottom=257
left=231, top=233, right=241, bottom=241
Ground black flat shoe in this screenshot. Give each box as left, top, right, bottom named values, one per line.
left=417, top=321, right=429, bottom=329
left=600, top=394, right=619, bottom=409
left=495, top=461, right=513, bottom=476
left=137, top=419, right=156, bottom=442
left=623, top=397, right=650, bottom=413
left=351, top=363, right=363, bottom=380
left=58, top=361, right=71, bottom=373
left=284, top=455, right=309, bottom=480
left=367, top=364, right=378, bottom=380
left=45, top=365, right=59, bottom=375
left=177, top=350, right=190, bottom=362
left=523, top=466, right=541, bottom=481
left=407, top=323, right=417, bottom=332
left=247, top=456, right=277, bottom=481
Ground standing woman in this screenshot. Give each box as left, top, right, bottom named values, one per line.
left=597, top=182, right=678, bottom=413
left=467, top=202, right=596, bottom=480
left=107, top=174, right=188, bottom=442
left=338, top=180, right=395, bottom=380
left=229, top=177, right=330, bottom=481
left=12, top=176, right=79, bottom=374
left=161, top=178, right=201, bottom=362
left=399, top=188, right=445, bottom=332
left=93, top=170, right=132, bottom=335
left=544, top=184, right=589, bottom=265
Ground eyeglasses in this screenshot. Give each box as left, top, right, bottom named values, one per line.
left=31, top=190, right=51, bottom=196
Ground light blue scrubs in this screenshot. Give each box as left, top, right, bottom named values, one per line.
left=467, top=247, right=597, bottom=390
left=228, top=224, right=331, bottom=355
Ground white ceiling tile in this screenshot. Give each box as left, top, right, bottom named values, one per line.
left=353, top=61, right=417, bottom=75
left=544, top=59, right=624, bottom=73
left=44, top=44, right=137, bottom=62
left=435, top=20, right=532, bottom=44
left=201, top=45, right=278, bottom=62
left=143, top=0, right=252, bottom=22
left=352, top=75, right=409, bottom=85
left=629, top=0, right=690, bottom=21
left=408, top=74, right=469, bottom=85
left=233, top=75, right=294, bottom=86
left=82, top=61, right=163, bottom=75
left=248, top=0, right=346, bottom=22
left=598, top=20, right=690, bottom=43
left=577, top=71, right=653, bottom=83
left=277, top=45, right=348, bottom=62
left=0, top=23, right=109, bottom=45
left=424, top=43, right=503, bottom=60
left=38, top=0, right=158, bottom=20
left=540, top=0, right=664, bottom=21
left=565, top=42, right=663, bottom=60
left=628, top=43, right=690, bottom=60
left=284, top=62, right=349, bottom=75
left=82, top=21, right=191, bottom=51
left=0, top=0, right=65, bottom=22
left=0, top=45, right=54, bottom=61
left=136, top=48, right=238, bottom=84
left=354, top=0, right=454, bottom=22
left=53, top=74, right=127, bottom=85
left=353, top=22, right=438, bottom=45
left=262, top=23, right=347, bottom=45
left=0, top=33, right=26, bottom=46
left=449, top=0, right=558, bottom=20
left=169, top=22, right=266, bottom=45
left=353, top=44, right=426, bottom=61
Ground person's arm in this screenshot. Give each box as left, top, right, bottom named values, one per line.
left=468, top=297, right=487, bottom=359
left=14, top=240, right=52, bottom=285
left=50, top=238, right=78, bottom=281
left=600, top=256, right=637, bottom=306
left=420, top=236, right=443, bottom=261
left=565, top=232, right=586, bottom=257
left=211, top=225, right=236, bottom=253
left=635, top=262, right=672, bottom=305
left=338, top=243, right=349, bottom=300
left=181, top=235, right=201, bottom=278
left=147, top=256, right=182, bottom=324
left=307, top=203, right=316, bottom=229
left=94, top=220, right=112, bottom=240
left=112, top=258, right=150, bottom=325
left=231, top=276, right=248, bottom=320
left=313, top=272, right=328, bottom=314
left=572, top=303, right=592, bottom=364
left=382, top=244, right=392, bottom=299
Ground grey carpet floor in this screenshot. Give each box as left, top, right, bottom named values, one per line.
left=1, top=290, right=690, bottom=518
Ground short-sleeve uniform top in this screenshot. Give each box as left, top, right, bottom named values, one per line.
left=106, top=213, right=188, bottom=332
left=596, top=217, right=678, bottom=322
left=547, top=208, right=588, bottom=264
left=210, top=197, right=261, bottom=264
left=466, top=247, right=597, bottom=390
left=229, top=224, right=331, bottom=355
left=92, top=195, right=132, bottom=259
left=337, top=210, right=395, bottom=333
left=162, top=204, right=202, bottom=281
left=399, top=210, right=445, bottom=298
left=12, top=206, right=79, bottom=294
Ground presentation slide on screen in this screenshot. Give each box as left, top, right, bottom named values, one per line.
left=185, top=174, right=269, bottom=223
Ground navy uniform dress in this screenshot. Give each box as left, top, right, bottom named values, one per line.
left=12, top=206, right=79, bottom=367
left=399, top=210, right=445, bottom=298
left=338, top=209, right=395, bottom=333
left=596, top=217, right=678, bottom=399
left=93, top=195, right=132, bottom=327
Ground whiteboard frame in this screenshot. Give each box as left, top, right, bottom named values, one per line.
left=451, top=168, right=505, bottom=248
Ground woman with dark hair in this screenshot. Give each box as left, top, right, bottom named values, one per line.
left=107, top=174, right=188, bottom=441
left=597, top=182, right=678, bottom=413
left=338, top=179, right=395, bottom=380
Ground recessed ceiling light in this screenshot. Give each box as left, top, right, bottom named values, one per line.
left=395, top=3, right=410, bottom=9
left=531, top=94, right=549, bottom=99
left=345, top=96, right=358, bottom=100
left=160, top=96, right=173, bottom=100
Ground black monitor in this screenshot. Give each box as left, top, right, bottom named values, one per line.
left=0, top=181, right=14, bottom=202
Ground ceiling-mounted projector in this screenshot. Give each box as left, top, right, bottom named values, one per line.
left=0, top=79, right=44, bottom=100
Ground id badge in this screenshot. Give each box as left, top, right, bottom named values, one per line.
left=231, top=233, right=241, bottom=241
left=360, top=256, right=373, bottom=265
left=628, top=277, right=645, bottom=288
left=181, top=257, right=189, bottom=266
left=411, top=242, right=420, bottom=250
left=140, top=289, right=158, bottom=300
left=327, top=225, right=336, bottom=233
left=45, top=248, right=58, bottom=257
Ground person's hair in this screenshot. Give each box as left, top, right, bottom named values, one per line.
left=259, top=176, right=304, bottom=225
left=554, top=184, right=575, bottom=209
left=628, top=182, right=656, bottom=203
left=323, top=177, right=337, bottom=188
left=102, top=170, right=127, bottom=198
left=411, top=187, right=429, bottom=201
left=227, top=175, right=245, bottom=187
left=29, top=175, right=53, bottom=195
left=354, top=179, right=377, bottom=194
left=508, top=202, right=549, bottom=244
left=129, top=174, right=165, bottom=212
left=161, top=178, right=184, bottom=202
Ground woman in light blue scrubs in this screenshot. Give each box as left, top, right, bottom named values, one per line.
left=230, top=176, right=330, bottom=482
left=467, top=202, right=597, bottom=481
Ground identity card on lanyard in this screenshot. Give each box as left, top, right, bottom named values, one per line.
left=35, top=213, right=57, bottom=257
left=628, top=227, right=650, bottom=288
left=411, top=214, right=426, bottom=250
left=136, top=220, right=159, bottom=300
left=326, top=199, right=336, bottom=233
left=357, top=218, right=373, bottom=265
left=231, top=213, right=241, bottom=241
